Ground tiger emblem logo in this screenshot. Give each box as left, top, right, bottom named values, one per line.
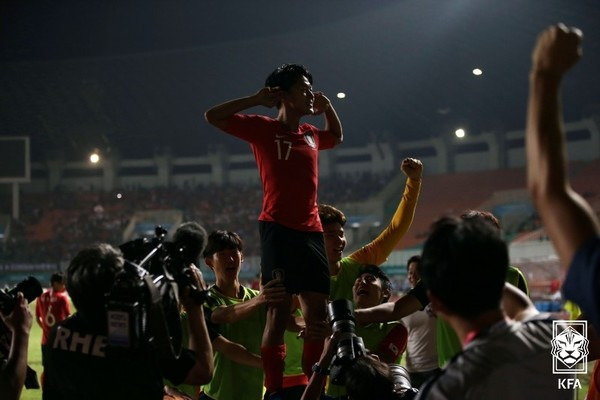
left=551, top=325, right=589, bottom=368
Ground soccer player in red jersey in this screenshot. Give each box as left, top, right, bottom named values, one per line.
left=35, top=272, right=71, bottom=371
left=205, top=64, right=343, bottom=398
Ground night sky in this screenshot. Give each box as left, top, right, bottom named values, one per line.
left=1, top=0, right=599, bottom=162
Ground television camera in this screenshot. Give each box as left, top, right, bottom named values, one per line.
left=106, top=226, right=208, bottom=360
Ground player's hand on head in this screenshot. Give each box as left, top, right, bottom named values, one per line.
left=532, top=24, right=583, bottom=77
left=256, top=87, right=282, bottom=108
left=312, top=92, right=331, bottom=115
left=401, top=158, right=423, bottom=180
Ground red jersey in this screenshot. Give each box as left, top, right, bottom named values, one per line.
left=224, top=114, right=337, bottom=231
left=35, top=288, right=71, bottom=345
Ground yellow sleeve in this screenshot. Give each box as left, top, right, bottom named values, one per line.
left=348, top=177, right=421, bottom=266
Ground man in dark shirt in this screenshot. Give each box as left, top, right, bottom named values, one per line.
left=43, top=243, right=214, bottom=400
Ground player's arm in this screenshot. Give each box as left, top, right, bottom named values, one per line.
left=374, top=323, right=408, bottom=364
left=526, top=24, right=598, bottom=270
left=210, top=280, right=286, bottom=324
left=212, top=336, right=263, bottom=369
left=204, top=87, right=282, bottom=130
left=34, top=298, right=43, bottom=328
left=349, top=158, right=422, bottom=266
left=356, top=286, right=426, bottom=327
left=313, top=92, right=343, bottom=145
left=501, top=283, right=538, bottom=321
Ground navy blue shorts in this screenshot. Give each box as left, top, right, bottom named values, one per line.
left=259, top=221, right=330, bottom=295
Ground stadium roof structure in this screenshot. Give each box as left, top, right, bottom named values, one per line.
left=1, top=0, right=599, bottom=162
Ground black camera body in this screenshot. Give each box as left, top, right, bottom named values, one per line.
left=0, top=276, right=43, bottom=390
left=327, top=299, right=366, bottom=385
left=0, top=276, right=42, bottom=316
left=106, top=226, right=206, bottom=359
left=327, top=299, right=418, bottom=399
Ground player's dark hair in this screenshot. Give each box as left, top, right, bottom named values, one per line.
left=50, top=271, right=65, bottom=285
left=318, top=204, right=347, bottom=227
left=203, top=230, right=244, bottom=258
left=265, top=64, right=312, bottom=92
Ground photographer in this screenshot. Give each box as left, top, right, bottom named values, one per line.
left=326, top=266, right=408, bottom=399
left=43, top=243, right=214, bottom=400
left=0, top=292, right=33, bottom=400
left=302, top=333, right=407, bottom=400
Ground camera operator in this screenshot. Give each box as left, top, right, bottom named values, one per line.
left=326, top=266, right=408, bottom=399
left=43, top=243, right=214, bottom=400
left=0, top=292, right=33, bottom=400
left=301, top=332, right=410, bottom=400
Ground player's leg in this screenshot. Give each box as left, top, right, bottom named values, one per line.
left=297, top=230, right=330, bottom=378
left=298, top=290, right=328, bottom=377
left=259, top=221, right=294, bottom=397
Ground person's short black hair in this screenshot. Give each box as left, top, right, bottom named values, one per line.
left=173, top=221, right=208, bottom=264
left=357, top=264, right=392, bottom=302
left=345, top=356, right=396, bottom=400
left=202, top=230, right=244, bottom=258
left=50, top=271, right=65, bottom=285
left=318, top=204, right=347, bottom=227
left=265, top=64, right=312, bottom=92
left=66, top=243, right=124, bottom=322
left=420, top=216, right=508, bottom=318
left=460, top=209, right=501, bottom=231
left=406, top=255, right=421, bottom=269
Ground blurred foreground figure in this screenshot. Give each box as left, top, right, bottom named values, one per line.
left=526, top=23, right=599, bottom=331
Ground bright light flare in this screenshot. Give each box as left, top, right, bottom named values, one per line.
left=336, top=92, right=346, bottom=99
left=472, top=68, right=483, bottom=76
left=455, top=128, right=466, bottom=138
left=90, top=152, right=100, bottom=163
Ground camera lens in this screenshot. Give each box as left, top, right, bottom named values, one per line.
left=1, top=276, right=43, bottom=315
left=9, top=276, right=43, bottom=303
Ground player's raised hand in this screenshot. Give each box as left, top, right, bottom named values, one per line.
left=401, top=158, right=423, bottom=181
left=532, top=24, right=583, bottom=77
left=312, top=92, right=331, bottom=115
